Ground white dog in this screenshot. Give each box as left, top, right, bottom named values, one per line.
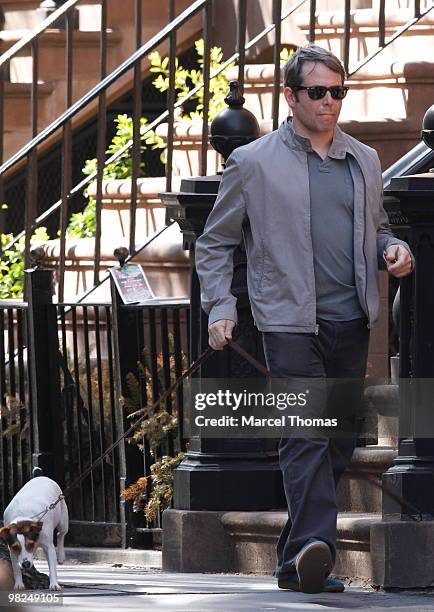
left=0, top=476, right=68, bottom=590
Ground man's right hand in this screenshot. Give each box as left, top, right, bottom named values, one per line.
left=208, top=319, right=236, bottom=351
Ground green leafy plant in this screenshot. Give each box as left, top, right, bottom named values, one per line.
left=81, top=114, right=165, bottom=182
left=68, top=43, right=294, bottom=239
left=280, top=47, right=294, bottom=64
left=149, top=38, right=235, bottom=122
left=66, top=115, right=165, bottom=239
left=0, top=227, right=50, bottom=299
left=66, top=199, right=96, bottom=239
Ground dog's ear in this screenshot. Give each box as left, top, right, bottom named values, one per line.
left=0, top=526, right=9, bottom=541
left=0, top=524, right=19, bottom=547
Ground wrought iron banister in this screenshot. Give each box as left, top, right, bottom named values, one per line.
left=0, top=0, right=209, bottom=175
left=0, top=0, right=80, bottom=69
left=349, top=2, right=434, bottom=77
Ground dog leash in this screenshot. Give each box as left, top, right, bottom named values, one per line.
left=29, top=339, right=424, bottom=521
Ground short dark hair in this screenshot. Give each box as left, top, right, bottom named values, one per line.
left=282, top=44, right=346, bottom=89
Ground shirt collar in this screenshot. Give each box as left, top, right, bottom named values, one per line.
left=279, top=117, right=349, bottom=159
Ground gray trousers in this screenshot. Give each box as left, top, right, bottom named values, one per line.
left=262, top=318, right=370, bottom=578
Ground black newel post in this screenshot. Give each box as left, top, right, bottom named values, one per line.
left=160, top=81, right=285, bottom=512
left=110, top=247, right=148, bottom=548
left=25, top=248, right=64, bottom=486
left=382, top=104, right=434, bottom=518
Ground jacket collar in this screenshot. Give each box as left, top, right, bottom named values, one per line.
left=278, top=117, right=350, bottom=160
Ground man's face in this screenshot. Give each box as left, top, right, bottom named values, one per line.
left=284, top=61, right=343, bottom=136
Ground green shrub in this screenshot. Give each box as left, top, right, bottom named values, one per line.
left=68, top=44, right=293, bottom=240
left=0, top=227, right=50, bottom=299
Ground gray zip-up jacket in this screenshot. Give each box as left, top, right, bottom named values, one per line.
left=195, top=119, right=413, bottom=333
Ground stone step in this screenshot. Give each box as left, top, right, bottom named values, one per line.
left=3, top=80, right=54, bottom=128
left=1, top=1, right=101, bottom=31
left=164, top=504, right=434, bottom=586
left=1, top=29, right=122, bottom=85
left=163, top=507, right=383, bottom=582
left=337, top=445, right=397, bottom=513
left=87, top=176, right=182, bottom=246
left=2, top=79, right=55, bottom=161
left=294, top=7, right=434, bottom=71
left=222, top=510, right=382, bottom=580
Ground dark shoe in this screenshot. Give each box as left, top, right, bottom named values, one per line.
left=278, top=574, right=344, bottom=593
left=277, top=573, right=300, bottom=591
left=295, top=540, right=333, bottom=594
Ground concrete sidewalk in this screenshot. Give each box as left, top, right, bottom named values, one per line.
left=6, top=560, right=434, bottom=612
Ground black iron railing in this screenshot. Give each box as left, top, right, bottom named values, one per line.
left=59, top=296, right=189, bottom=542
left=0, top=266, right=189, bottom=547
left=56, top=302, right=119, bottom=524
left=0, top=302, right=31, bottom=511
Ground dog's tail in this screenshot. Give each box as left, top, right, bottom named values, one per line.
left=32, top=467, right=44, bottom=478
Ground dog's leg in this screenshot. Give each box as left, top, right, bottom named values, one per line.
left=9, top=554, right=24, bottom=590
left=41, top=543, right=61, bottom=590
left=56, top=499, right=69, bottom=565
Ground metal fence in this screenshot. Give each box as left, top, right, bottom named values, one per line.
left=57, top=303, right=120, bottom=527
left=0, top=269, right=189, bottom=548
left=0, top=303, right=32, bottom=511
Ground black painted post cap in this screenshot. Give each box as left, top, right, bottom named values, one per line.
left=422, top=104, right=434, bottom=149
left=114, top=246, right=129, bottom=267
left=210, top=81, right=260, bottom=162
left=30, top=246, right=46, bottom=268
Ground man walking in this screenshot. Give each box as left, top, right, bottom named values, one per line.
left=195, top=44, right=413, bottom=594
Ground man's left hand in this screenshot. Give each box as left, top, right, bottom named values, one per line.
left=384, top=245, right=413, bottom=278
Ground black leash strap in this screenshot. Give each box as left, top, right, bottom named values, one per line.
left=61, top=345, right=214, bottom=500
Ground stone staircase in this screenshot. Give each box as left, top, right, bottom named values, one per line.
left=154, top=7, right=434, bottom=172
left=1, top=0, right=200, bottom=161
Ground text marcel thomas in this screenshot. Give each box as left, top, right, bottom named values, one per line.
left=192, top=388, right=338, bottom=428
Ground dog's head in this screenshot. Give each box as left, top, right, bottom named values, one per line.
left=0, top=521, right=43, bottom=569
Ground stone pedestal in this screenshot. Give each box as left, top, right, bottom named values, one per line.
left=160, top=175, right=285, bottom=522
left=382, top=173, right=434, bottom=522
left=371, top=521, right=434, bottom=588
left=359, top=172, right=434, bottom=588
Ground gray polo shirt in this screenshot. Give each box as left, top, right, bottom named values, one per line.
left=295, top=132, right=365, bottom=321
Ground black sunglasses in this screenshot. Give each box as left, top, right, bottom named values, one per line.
left=291, top=85, right=349, bottom=100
